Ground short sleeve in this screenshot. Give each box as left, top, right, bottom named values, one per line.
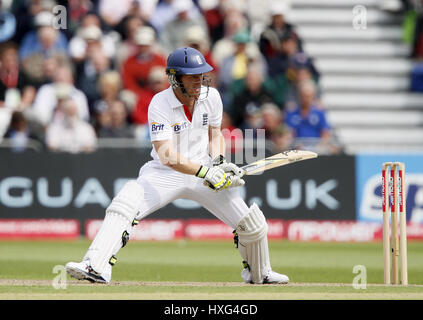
left=318, top=110, right=331, bottom=131
left=208, top=88, right=223, bottom=127
left=148, top=103, right=172, bottom=141
left=284, top=110, right=296, bottom=129
left=81, top=123, right=97, bottom=149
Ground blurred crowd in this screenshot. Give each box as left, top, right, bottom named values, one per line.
left=0, top=0, right=340, bottom=155
left=402, top=0, right=423, bottom=64
left=381, top=0, right=423, bottom=60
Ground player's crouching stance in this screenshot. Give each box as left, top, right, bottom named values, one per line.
left=65, top=47, right=289, bottom=285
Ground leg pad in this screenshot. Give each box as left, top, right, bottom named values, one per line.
left=84, top=180, right=144, bottom=274
left=235, top=203, right=271, bottom=284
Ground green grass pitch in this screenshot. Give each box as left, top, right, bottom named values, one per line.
left=1, top=239, right=423, bottom=300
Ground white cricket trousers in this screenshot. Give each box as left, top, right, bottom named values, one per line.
left=135, top=160, right=249, bottom=229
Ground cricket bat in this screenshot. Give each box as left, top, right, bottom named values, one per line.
left=240, top=150, right=318, bottom=176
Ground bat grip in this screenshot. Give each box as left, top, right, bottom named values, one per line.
left=226, top=169, right=246, bottom=178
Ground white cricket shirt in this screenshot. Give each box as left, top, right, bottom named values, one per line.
left=148, top=86, right=223, bottom=165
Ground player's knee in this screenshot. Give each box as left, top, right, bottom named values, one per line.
left=106, top=180, right=144, bottom=223
left=235, top=203, right=268, bottom=244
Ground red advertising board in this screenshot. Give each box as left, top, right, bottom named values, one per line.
left=1, top=218, right=422, bottom=242
left=85, top=219, right=185, bottom=241
left=184, top=219, right=284, bottom=240
left=0, top=219, right=80, bottom=239
left=85, top=219, right=423, bottom=242
left=286, top=220, right=382, bottom=242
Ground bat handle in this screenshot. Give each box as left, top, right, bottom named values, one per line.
left=227, top=169, right=246, bottom=178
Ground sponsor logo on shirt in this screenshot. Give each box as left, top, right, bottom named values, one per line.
left=202, top=113, right=208, bottom=126
left=151, top=122, right=165, bottom=132
left=171, top=122, right=188, bottom=133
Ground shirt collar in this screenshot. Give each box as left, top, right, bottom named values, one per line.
left=166, top=87, right=183, bottom=109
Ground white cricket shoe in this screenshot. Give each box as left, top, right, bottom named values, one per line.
left=241, top=267, right=252, bottom=283
left=65, top=261, right=111, bottom=284
left=241, top=268, right=289, bottom=284
left=263, top=270, right=289, bottom=284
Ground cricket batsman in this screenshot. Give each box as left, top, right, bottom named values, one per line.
left=65, top=47, right=289, bottom=285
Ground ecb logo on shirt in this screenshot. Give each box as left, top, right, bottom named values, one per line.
left=151, top=122, right=165, bottom=132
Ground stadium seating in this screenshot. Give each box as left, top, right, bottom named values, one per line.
left=290, top=0, right=423, bottom=154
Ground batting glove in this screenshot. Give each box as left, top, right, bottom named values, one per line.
left=212, top=155, right=245, bottom=177
left=196, top=165, right=242, bottom=191
left=227, top=174, right=245, bottom=188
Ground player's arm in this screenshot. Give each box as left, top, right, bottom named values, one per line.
left=153, top=139, right=237, bottom=191
left=153, top=139, right=201, bottom=175
left=149, top=105, right=201, bottom=175
left=208, top=125, right=244, bottom=178
left=208, top=125, right=226, bottom=160
left=321, top=129, right=331, bottom=139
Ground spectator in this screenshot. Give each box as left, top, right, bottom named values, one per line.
left=410, top=0, right=423, bottom=59
left=0, top=42, right=36, bottom=110
left=0, top=43, right=36, bottom=138
left=242, top=103, right=263, bottom=131
left=11, top=0, right=56, bottom=45
left=75, top=45, right=113, bottom=112
left=150, top=0, right=175, bottom=33
left=39, top=54, right=69, bottom=87
left=227, top=63, right=278, bottom=129
left=131, top=65, right=168, bottom=125
left=128, top=65, right=166, bottom=143
left=218, top=30, right=267, bottom=106
left=198, top=0, right=246, bottom=45
left=4, top=111, right=42, bottom=152
left=261, top=102, right=284, bottom=139
left=68, top=15, right=118, bottom=63
left=0, top=101, right=9, bottom=137
left=19, top=11, right=68, bottom=60
left=94, top=70, right=138, bottom=129
left=97, top=100, right=134, bottom=138
left=159, top=0, right=208, bottom=54
left=99, top=0, right=158, bottom=28
left=114, top=15, right=147, bottom=69
left=150, top=0, right=204, bottom=34
left=221, top=110, right=243, bottom=155
left=45, top=98, right=97, bottom=153
left=285, top=80, right=331, bottom=139
left=65, top=0, right=94, bottom=34
left=259, top=2, right=301, bottom=61
left=211, top=10, right=249, bottom=67
left=272, top=126, right=294, bottom=152
left=218, top=30, right=250, bottom=95
left=198, top=0, right=225, bottom=44
left=380, top=0, right=404, bottom=12
left=245, top=0, right=274, bottom=40
left=96, top=70, right=123, bottom=107
left=266, top=29, right=298, bottom=80
left=29, top=64, right=90, bottom=127
left=284, top=52, right=321, bottom=109
left=260, top=102, right=292, bottom=151
left=183, top=25, right=218, bottom=85
left=121, top=26, right=166, bottom=95
left=19, top=11, right=69, bottom=87
left=0, top=1, right=17, bottom=43
left=266, top=36, right=320, bottom=109
left=284, top=42, right=318, bottom=82
left=92, top=100, right=111, bottom=135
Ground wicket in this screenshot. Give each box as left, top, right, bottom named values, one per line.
left=382, top=162, right=408, bottom=285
